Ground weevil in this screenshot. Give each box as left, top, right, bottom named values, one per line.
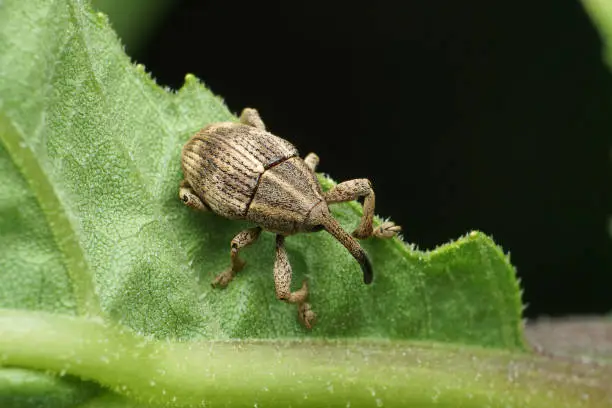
left=180, top=108, right=401, bottom=328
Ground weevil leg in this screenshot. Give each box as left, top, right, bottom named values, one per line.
left=324, top=179, right=402, bottom=239
left=179, top=180, right=210, bottom=212
left=274, top=235, right=316, bottom=329
left=239, top=108, right=266, bottom=130
left=212, top=227, right=262, bottom=288
left=304, top=152, right=319, bottom=172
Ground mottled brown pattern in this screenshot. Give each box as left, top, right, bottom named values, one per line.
left=179, top=108, right=400, bottom=329
left=247, top=158, right=324, bottom=234
left=274, top=235, right=314, bottom=328
left=273, top=235, right=292, bottom=299
left=325, top=179, right=374, bottom=238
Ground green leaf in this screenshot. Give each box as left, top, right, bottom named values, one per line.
left=0, top=0, right=523, bottom=345
left=0, top=0, right=607, bottom=406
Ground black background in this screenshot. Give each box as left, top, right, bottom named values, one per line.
left=125, top=0, right=611, bottom=318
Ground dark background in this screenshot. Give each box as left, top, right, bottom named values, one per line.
left=113, top=0, right=612, bottom=318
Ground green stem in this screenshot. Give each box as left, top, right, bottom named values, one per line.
left=1, top=309, right=609, bottom=407
left=0, top=368, right=101, bottom=406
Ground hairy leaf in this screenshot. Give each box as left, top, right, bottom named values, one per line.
left=0, top=0, right=523, bottom=345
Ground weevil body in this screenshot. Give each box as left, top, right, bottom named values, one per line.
left=180, top=108, right=401, bottom=328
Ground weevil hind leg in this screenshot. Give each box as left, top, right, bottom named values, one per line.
left=324, top=178, right=402, bottom=239
left=212, top=227, right=262, bottom=288
left=179, top=180, right=210, bottom=212
left=304, top=153, right=319, bottom=172
left=274, top=235, right=316, bottom=329
left=239, top=108, right=266, bottom=130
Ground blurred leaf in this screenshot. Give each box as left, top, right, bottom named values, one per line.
left=526, top=316, right=612, bottom=363
left=582, top=0, right=612, bottom=69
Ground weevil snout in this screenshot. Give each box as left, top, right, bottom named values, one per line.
left=307, top=201, right=373, bottom=284
left=325, top=217, right=373, bottom=284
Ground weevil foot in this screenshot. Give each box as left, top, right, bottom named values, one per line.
left=353, top=222, right=401, bottom=239
left=211, top=261, right=244, bottom=288
left=373, top=221, right=402, bottom=239
left=298, top=302, right=316, bottom=329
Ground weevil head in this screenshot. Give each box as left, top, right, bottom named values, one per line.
left=302, top=200, right=330, bottom=232
left=305, top=201, right=373, bottom=284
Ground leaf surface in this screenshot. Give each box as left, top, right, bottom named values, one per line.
left=0, top=0, right=523, bottom=345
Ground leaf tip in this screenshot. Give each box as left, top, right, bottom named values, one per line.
left=95, top=11, right=109, bottom=27
left=185, top=73, right=198, bottom=84
left=466, top=229, right=487, bottom=241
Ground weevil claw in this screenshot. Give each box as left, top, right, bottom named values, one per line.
left=298, top=302, right=316, bottom=329
left=373, top=221, right=402, bottom=239
left=211, top=268, right=236, bottom=288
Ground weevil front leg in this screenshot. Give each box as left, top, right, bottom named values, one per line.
left=239, top=108, right=266, bottom=130
left=274, top=235, right=316, bottom=329
left=324, top=179, right=401, bottom=239
left=212, top=227, right=262, bottom=288
left=179, top=180, right=210, bottom=212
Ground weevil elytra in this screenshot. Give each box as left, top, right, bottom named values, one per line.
left=180, top=108, right=401, bottom=328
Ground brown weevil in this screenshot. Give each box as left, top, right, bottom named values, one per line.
left=180, top=108, right=401, bottom=328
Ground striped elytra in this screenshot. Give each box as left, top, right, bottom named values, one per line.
left=181, top=121, right=325, bottom=233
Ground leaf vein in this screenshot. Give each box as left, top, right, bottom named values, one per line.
left=0, top=115, right=101, bottom=316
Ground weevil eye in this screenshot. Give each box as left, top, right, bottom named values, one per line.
left=182, top=195, right=189, bottom=203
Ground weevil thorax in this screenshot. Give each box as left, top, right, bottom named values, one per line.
left=247, top=156, right=326, bottom=235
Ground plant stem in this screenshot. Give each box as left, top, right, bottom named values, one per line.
left=1, top=309, right=609, bottom=407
